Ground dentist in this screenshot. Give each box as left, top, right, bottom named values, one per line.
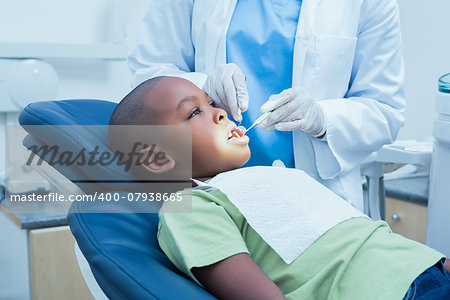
left=128, top=0, right=405, bottom=211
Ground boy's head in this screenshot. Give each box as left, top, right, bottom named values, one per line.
left=109, top=76, right=250, bottom=178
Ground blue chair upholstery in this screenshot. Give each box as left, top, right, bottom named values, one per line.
left=68, top=197, right=215, bottom=299
left=19, top=100, right=215, bottom=299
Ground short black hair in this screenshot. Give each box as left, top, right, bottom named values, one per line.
left=108, top=76, right=166, bottom=156
left=109, top=76, right=166, bottom=126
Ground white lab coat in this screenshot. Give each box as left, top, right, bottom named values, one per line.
left=128, top=0, right=405, bottom=211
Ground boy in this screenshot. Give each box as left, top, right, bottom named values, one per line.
left=109, top=76, right=450, bottom=299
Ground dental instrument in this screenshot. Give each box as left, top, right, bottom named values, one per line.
left=244, top=110, right=273, bottom=133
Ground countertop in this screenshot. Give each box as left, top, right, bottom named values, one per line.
left=0, top=186, right=68, bottom=230
left=384, top=176, right=428, bottom=206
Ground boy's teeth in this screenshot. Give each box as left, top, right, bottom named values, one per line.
left=228, top=125, right=245, bottom=140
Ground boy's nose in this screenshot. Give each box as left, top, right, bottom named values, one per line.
left=214, top=108, right=227, bottom=124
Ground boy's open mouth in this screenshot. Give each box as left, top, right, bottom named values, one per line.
left=226, top=123, right=249, bottom=145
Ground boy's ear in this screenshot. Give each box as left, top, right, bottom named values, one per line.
left=139, top=144, right=175, bottom=174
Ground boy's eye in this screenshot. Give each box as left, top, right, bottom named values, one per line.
left=187, top=101, right=215, bottom=119
left=188, top=108, right=201, bottom=119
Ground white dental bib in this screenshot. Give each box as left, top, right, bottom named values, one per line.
left=193, top=166, right=368, bottom=264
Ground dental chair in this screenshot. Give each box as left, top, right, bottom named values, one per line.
left=18, top=99, right=429, bottom=299
left=19, top=100, right=216, bottom=299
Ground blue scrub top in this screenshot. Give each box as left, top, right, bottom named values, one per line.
left=226, top=0, right=302, bottom=168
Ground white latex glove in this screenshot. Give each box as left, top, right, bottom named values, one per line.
left=203, top=63, right=249, bottom=122
left=259, top=87, right=326, bottom=138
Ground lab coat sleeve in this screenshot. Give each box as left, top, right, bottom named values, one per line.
left=312, top=0, right=405, bottom=179
left=128, top=0, right=208, bottom=89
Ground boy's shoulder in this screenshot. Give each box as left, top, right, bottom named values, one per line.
left=166, top=185, right=241, bottom=216
left=159, top=185, right=230, bottom=213
left=180, top=185, right=230, bottom=205
left=181, top=184, right=225, bottom=196
left=158, top=185, right=244, bottom=227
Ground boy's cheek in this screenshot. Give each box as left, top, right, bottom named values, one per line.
left=191, top=126, right=213, bottom=144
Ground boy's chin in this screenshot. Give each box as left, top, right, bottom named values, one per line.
left=220, top=151, right=251, bottom=173
left=194, top=157, right=250, bottom=178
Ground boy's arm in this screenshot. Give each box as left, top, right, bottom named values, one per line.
left=445, top=259, right=450, bottom=273
left=192, top=253, right=287, bottom=300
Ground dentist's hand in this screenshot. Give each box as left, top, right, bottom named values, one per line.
left=203, top=63, right=249, bottom=122
left=259, top=87, right=326, bottom=138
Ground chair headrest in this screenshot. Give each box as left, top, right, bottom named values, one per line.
left=19, top=99, right=116, bottom=126
left=18, top=100, right=141, bottom=193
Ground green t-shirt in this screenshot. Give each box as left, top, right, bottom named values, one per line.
left=157, top=188, right=443, bottom=299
